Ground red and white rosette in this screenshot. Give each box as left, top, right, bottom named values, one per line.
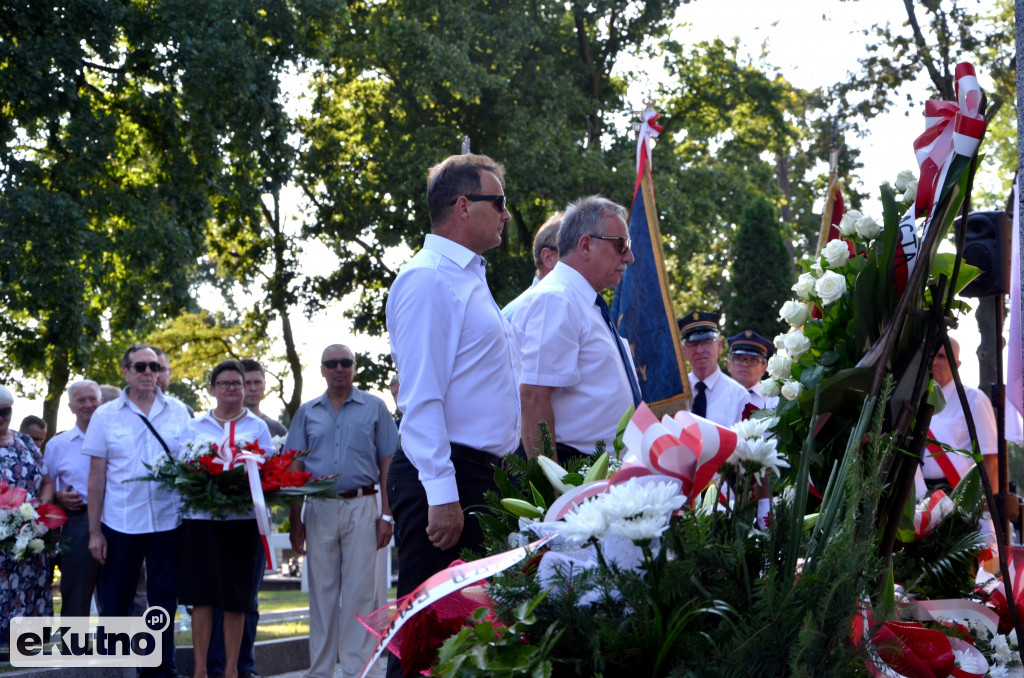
left=618, top=402, right=737, bottom=505
left=912, top=62, right=986, bottom=220
left=216, top=421, right=271, bottom=538
left=913, top=491, right=954, bottom=540
left=635, top=106, right=662, bottom=176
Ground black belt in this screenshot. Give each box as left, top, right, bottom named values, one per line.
left=336, top=484, right=377, bottom=499
left=449, top=443, right=501, bottom=469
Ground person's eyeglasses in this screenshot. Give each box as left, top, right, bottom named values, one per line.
left=131, top=362, right=164, bottom=373
left=0, top=407, right=11, bottom=418
left=214, top=381, right=244, bottom=391
left=730, top=354, right=765, bottom=366
left=591, top=234, right=631, bottom=255
left=322, top=359, right=354, bottom=369
left=449, top=194, right=507, bottom=213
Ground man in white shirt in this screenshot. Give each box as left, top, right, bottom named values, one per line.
left=386, top=153, right=520, bottom=678
left=513, top=196, right=640, bottom=462
left=679, top=312, right=748, bottom=427
left=922, top=338, right=998, bottom=491
left=84, top=344, right=191, bottom=678
left=726, top=330, right=779, bottom=415
left=46, top=379, right=103, bottom=619
left=501, top=211, right=562, bottom=321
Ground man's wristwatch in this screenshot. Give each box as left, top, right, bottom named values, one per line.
left=379, top=514, right=395, bottom=526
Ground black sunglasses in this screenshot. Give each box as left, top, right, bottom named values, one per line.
left=131, top=361, right=164, bottom=373
left=591, top=234, right=631, bottom=255
left=322, top=359, right=354, bottom=369
left=449, top=194, right=507, bottom=213
left=0, top=407, right=11, bottom=418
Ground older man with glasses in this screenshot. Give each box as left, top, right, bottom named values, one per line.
left=727, top=330, right=778, bottom=416
left=679, top=312, right=748, bottom=427
left=84, top=344, right=191, bottom=678
left=511, top=195, right=640, bottom=463
left=285, top=344, right=398, bottom=678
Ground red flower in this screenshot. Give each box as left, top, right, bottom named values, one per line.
left=871, top=621, right=955, bottom=678
left=0, top=484, right=27, bottom=508
left=35, top=504, right=67, bottom=530
left=197, top=455, right=224, bottom=476
left=399, top=607, right=467, bottom=676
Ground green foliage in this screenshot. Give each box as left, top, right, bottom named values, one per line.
left=892, top=509, right=986, bottom=601
left=725, top=196, right=793, bottom=337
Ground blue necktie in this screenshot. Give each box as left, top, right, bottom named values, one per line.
left=693, top=381, right=707, bottom=418
left=596, top=294, right=642, bottom=407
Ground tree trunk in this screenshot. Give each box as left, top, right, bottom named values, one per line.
left=42, top=350, right=71, bottom=448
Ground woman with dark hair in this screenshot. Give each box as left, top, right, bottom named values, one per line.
left=179, top=361, right=272, bottom=678
left=0, top=385, right=55, bottom=651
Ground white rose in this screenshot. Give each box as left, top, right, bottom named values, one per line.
left=783, top=330, right=811, bottom=358
left=28, top=539, right=44, bottom=554
left=761, top=380, right=781, bottom=397
left=778, top=300, right=809, bottom=328
left=773, top=333, right=788, bottom=351
left=901, top=180, right=918, bottom=203
left=781, top=380, right=804, bottom=401
left=894, top=170, right=916, bottom=192
left=854, top=215, right=881, bottom=240
left=792, top=273, right=815, bottom=300
left=815, top=270, right=847, bottom=306
left=18, top=503, right=37, bottom=522
left=822, top=239, right=850, bottom=269
left=767, top=354, right=792, bottom=380
left=810, top=261, right=824, bottom=277
left=838, top=209, right=863, bottom=237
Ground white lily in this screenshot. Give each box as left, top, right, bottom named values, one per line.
left=536, top=455, right=573, bottom=495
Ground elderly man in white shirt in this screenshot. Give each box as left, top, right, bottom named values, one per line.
left=920, top=338, right=999, bottom=492
left=726, top=330, right=779, bottom=415
left=386, top=153, right=520, bottom=678
left=46, top=379, right=103, bottom=620
left=512, top=196, right=640, bottom=462
left=679, top=312, right=749, bottom=427
left=85, top=344, right=191, bottom=678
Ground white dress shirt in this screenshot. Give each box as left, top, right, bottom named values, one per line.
left=185, top=409, right=274, bottom=520
left=387, top=233, right=520, bottom=506
left=687, top=367, right=748, bottom=427
left=501, top=276, right=541, bottom=321
left=83, top=388, right=191, bottom=533
left=922, top=380, right=997, bottom=479
left=745, top=381, right=780, bottom=413
left=512, top=262, right=637, bottom=453
left=45, top=425, right=90, bottom=503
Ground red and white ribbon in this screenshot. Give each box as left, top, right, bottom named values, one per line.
left=635, top=106, right=662, bottom=176
left=913, top=490, right=954, bottom=540
left=912, top=62, right=986, bottom=220
left=216, top=421, right=271, bottom=539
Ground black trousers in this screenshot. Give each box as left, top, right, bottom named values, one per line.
left=385, top=445, right=498, bottom=678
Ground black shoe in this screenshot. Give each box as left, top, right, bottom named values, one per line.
left=240, top=673, right=259, bottom=678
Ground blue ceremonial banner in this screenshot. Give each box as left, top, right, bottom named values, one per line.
left=611, top=108, right=691, bottom=412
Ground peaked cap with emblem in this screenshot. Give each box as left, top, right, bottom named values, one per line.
left=727, top=330, right=773, bottom=359
left=677, top=311, right=721, bottom=343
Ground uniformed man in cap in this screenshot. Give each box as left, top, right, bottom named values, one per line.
left=678, top=312, right=748, bottom=427
left=727, top=330, right=778, bottom=415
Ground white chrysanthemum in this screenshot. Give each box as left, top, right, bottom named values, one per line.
left=18, top=502, right=37, bottom=521
left=601, top=479, right=684, bottom=522
left=767, top=354, right=792, bottom=380
left=783, top=330, right=811, bottom=358
left=815, top=270, right=847, bottom=305
left=558, top=500, right=608, bottom=542
left=732, top=418, right=771, bottom=441
left=744, top=437, right=790, bottom=482
left=778, top=300, right=809, bottom=328
left=838, top=209, right=863, bottom=237
left=792, top=273, right=816, bottom=301
left=993, top=633, right=1013, bottom=665
left=822, top=239, right=851, bottom=269
left=781, top=381, right=804, bottom=401
left=606, top=514, right=672, bottom=542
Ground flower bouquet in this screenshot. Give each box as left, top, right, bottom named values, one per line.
left=0, top=480, right=66, bottom=560
left=139, top=437, right=339, bottom=518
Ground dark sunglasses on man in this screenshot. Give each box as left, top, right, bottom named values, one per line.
left=0, top=407, right=11, bottom=418
left=322, top=359, right=354, bottom=369
left=591, top=234, right=631, bottom=255
left=448, top=194, right=507, bottom=213
left=130, top=361, right=164, bottom=373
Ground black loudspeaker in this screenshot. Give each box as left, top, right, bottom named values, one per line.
left=955, top=210, right=1012, bottom=298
